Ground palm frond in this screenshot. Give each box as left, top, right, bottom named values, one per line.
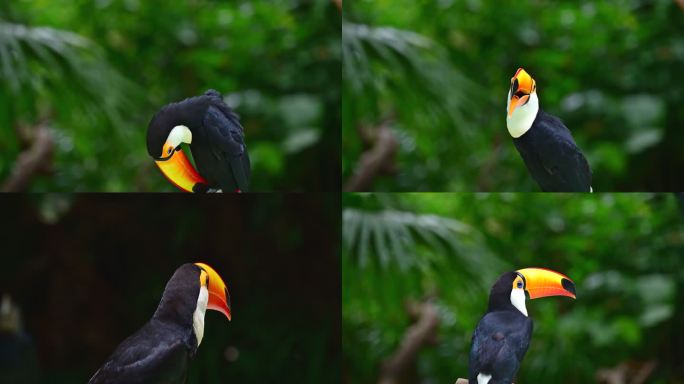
left=343, top=207, right=505, bottom=285
left=0, top=20, right=139, bottom=123
left=342, top=21, right=479, bottom=129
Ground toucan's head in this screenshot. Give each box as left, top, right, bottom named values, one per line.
left=147, top=111, right=208, bottom=193
left=194, top=262, right=232, bottom=321
left=506, top=68, right=540, bottom=138
left=489, top=267, right=575, bottom=317
left=153, top=263, right=231, bottom=346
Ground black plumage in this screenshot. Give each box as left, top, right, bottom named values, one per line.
left=469, top=272, right=532, bottom=384
left=513, top=109, right=592, bottom=192
left=88, top=264, right=202, bottom=384
left=147, top=90, right=250, bottom=192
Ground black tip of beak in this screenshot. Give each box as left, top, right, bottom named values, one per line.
left=562, top=278, right=576, bottom=297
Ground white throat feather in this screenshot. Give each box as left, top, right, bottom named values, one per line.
left=168, top=125, right=193, bottom=147
left=506, top=91, right=539, bottom=139
left=193, top=285, right=209, bottom=346
left=510, top=288, right=528, bottom=317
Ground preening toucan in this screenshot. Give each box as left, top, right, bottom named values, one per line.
left=469, top=268, right=575, bottom=384
left=88, top=263, right=231, bottom=384
left=506, top=68, right=592, bottom=192
left=147, top=90, right=250, bottom=193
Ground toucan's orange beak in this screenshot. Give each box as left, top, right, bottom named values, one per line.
left=516, top=267, right=576, bottom=300
left=195, top=262, right=231, bottom=321
left=508, top=67, right=536, bottom=117
left=155, top=142, right=207, bottom=193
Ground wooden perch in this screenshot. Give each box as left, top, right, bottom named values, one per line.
left=344, top=119, right=398, bottom=191
left=378, top=299, right=440, bottom=384
left=456, top=359, right=657, bottom=384
left=332, top=0, right=342, bottom=12
left=596, top=360, right=656, bottom=384
left=1, top=121, right=55, bottom=192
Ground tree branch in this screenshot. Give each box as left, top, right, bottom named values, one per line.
left=1, top=122, right=55, bottom=192
left=378, top=299, right=440, bottom=384
left=344, top=120, right=398, bottom=191
left=596, top=360, right=656, bottom=384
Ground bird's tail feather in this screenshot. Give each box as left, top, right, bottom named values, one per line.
left=477, top=373, right=492, bottom=384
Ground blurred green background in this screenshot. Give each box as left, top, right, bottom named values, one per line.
left=343, top=193, right=684, bottom=383
left=0, top=0, right=340, bottom=192
left=343, top=0, right=684, bottom=191
left=0, top=194, right=340, bottom=383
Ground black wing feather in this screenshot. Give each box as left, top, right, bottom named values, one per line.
left=514, top=110, right=592, bottom=192
left=203, top=105, right=251, bottom=191
left=88, top=321, right=191, bottom=384
left=469, top=311, right=532, bottom=383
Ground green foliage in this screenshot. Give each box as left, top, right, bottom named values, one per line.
left=343, top=193, right=684, bottom=383
left=0, top=0, right=340, bottom=191
left=343, top=0, right=684, bottom=191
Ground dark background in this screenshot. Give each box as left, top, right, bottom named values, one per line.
left=0, top=194, right=340, bottom=383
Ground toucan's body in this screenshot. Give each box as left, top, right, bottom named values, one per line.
left=147, top=90, right=250, bottom=193
left=506, top=68, right=592, bottom=192
left=512, top=110, right=591, bottom=192
left=88, top=263, right=231, bottom=384
left=469, top=268, right=575, bottom=384
left=469, top=310, right=531, bottom=384
left=88, top=320, right=193, bottom=384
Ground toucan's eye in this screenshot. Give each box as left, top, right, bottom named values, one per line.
left=517, top=281, right=523, bottom=289
left=167, top=146, right=173, bottom=155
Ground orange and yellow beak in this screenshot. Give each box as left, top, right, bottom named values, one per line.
left=155, top=142, right=207, bottom=193
left=516, top=267, right=576, bottom=300
left=195, top=262, right=232, bottom=321
left=508, top=67, right=536, bottom=117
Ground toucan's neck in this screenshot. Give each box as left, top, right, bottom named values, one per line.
left=152, top=286, right=195, bottom=328
left=506, top=92, right=539, bottom=138
left=488, top=291, right=517, bottom=312
left=152, top=268, right=200, bottom=329
left=158, top=97, right=210, bottom=132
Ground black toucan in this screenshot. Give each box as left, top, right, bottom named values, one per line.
left=469, top=268, right=576, bottom=384
left=506, top=68, right=592, bottom=192
left=0, top=295, right=39, bottom=384
left=147, top=90, right=250, bottom=193
left=88, top=263, right=231, bottom=384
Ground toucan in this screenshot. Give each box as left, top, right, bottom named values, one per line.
left=0, top=295, right=39, bottom=384
left=506, top=68, right=592, bottom=192
left=146, top=90, right=250, bottom=193
left=469, top=268, right=576, bottom=384
left=88, top=263, right=231, bottom=384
